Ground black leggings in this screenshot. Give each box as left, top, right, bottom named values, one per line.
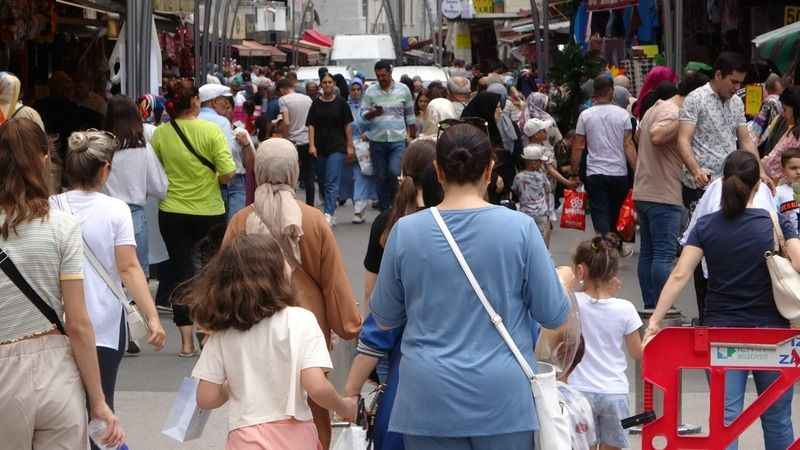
left=297, top=143, right=317, bottom=206
left=90, top=316, right=126, bottom=450
left=158, top=211, right=226, bottom=327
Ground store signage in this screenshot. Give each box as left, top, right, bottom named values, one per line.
left=442, top=0, right=463, bottom=19
left=711, top=337, right=800, bottom=368
left=587, top=0, right=638, bottom=11
left=473, top=0, right=494, bottom=14
left=785, top=6, right=800, bottom=25
left=153, top=0, right=194, bottom=13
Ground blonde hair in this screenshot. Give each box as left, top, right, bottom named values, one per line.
left=0, top=72, right=21, bottom=122
left=65, top=130, right=118, bottom=188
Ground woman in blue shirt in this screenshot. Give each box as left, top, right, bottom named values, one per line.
left=645, top=151, right=800, bottom=450
left=369, top=123, right=570, bottom=450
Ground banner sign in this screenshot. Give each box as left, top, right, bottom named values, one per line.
left=711, top=337, right=800, bottom=368
left=587, top=0, right=638, bottom=11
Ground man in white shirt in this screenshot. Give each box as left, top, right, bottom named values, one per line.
left=277, top=78, right=315, bottom=205
left=571, top=75, right=637, bottom=242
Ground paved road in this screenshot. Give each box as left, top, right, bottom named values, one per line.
left=115, top=202, right=799, bottom=449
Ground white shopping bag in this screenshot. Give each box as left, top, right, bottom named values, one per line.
left=354, top=141, right=374, bottom=176
left=162, top=377, right=212, bottom=442
left=331, top=425, right=369, bottom=450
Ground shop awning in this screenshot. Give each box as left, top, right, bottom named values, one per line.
left=302, top=29, right=333, bottom=48
left=279, top=44, right=320, bottom=57
left=232, top=41, right=285, bottom=58
left=753, top=21, right=800, bottom=75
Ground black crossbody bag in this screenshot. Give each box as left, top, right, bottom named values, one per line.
left=170, top=120, right=216, bottom=173
left=0, top=248, right=65, bottom=334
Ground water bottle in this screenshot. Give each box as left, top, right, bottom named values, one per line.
left=88, top=419, right=129, bottom=450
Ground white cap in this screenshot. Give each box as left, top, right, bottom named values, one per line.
left=523, top=118, right=549, bottom=137
left=199, top=84, right=232, bottom=103
left=522, top=144, right=549, bottom=161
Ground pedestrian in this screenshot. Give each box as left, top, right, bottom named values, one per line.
left=461, top=91, right=507, bottom=203
left=53, top=131, right=167, bottom=438
left=150, top=79, right=236, bottom=357
left=571, top=75, right=637, bottom=245
left=198, top=84, right=254, bottom=221
left=0, top=72, right=44, bottom=130
left=362, top=60, right=417, bottom=211
left=516, top=67, right=537, bottom=99
left=447, top=76, right=471, bottom=117
left=613, top=75, right=635, bottom=113
left=222, top=138, right=362, bottom=449
left=646, top=151, right=800, bottom=450
left=333, top=73, right=350, bottom=101
left=775, top=147, right=800, bottom=232
left=512, top=144, right=554, bottom=247
left=426, top=81, right=448, bottom=100
left=137, top=94, right=167, bottom=142
left=417, top=97, right=457, bottom=141
left=636, top=82, right=678, bottom=125
left=762, top=86, right=800, bottom=182
left=348, top=78, right=377, bottom=224
left=306, top=80, right=320, bottom=100
left=414, top=89, right=430, bottom=126
left=186, top=234, right=356, bottom=450
left=632, top=66, right=677, bottom=119
left=0, top=118, right=125, bottom=450
left=307, top=72, right=355, bottom=226
left=565, top=236, right=643, bottom=450
left=518, top=91, right=552, bottom=130
left=633, top=72, right=709, bottom=309
left=277, top=78, right=316, bottom=206
left=751, top=73, right=785, bottom=154
left=369, top=123, right=570, bottom=450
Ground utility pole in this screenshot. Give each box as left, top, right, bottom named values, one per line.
left=542, top=0, right=549, bottom=78
left=382, top=0, right=402, bottom=61
left=528, top=0, right=542, bottom=74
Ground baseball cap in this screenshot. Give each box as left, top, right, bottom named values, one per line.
left=198, top=84, right=233, bottom=103
left=523, top=118, right=549, bottom=137
left=522, top=144, right=549, bottom=161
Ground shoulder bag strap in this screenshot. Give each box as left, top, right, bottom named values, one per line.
left=768, top=210, right=786, bottom=254
left=430, top=207, right=537, bottom=381
left=170, top=120, right=216, bottom=174
left=0, top=247, right=66, bottom=334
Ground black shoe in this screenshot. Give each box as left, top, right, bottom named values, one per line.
left=126, top=340, right=141, bottom=356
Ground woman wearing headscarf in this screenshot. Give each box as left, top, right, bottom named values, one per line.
left=222, top=138, right=362, bottom=450
left=416, top=97, right=457, bottom=141
left=348, top=78, right=377, bottom=224
left=0, top=72, right=44, bottom=130
left=463, top=90, right=514, bottom=203
left=519, top=91, right=553, bottom=129
left=333, top=73, right=350, bottom=101
left=633, top=66, right=678, bottom=119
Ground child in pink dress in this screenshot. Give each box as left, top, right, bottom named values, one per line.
left=185, top=234, right=356, bottom=450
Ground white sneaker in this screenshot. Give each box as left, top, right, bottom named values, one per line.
left=352, top=212, right=365, bottom=224
left=324, top=213, right=336, bottom=227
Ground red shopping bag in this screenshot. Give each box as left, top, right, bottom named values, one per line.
left=560, top=188, right=587, bottom=231
left=616, top=190, right=636, bottom=242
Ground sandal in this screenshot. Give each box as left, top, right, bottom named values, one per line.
left=178, top=350, right=199, bottom=358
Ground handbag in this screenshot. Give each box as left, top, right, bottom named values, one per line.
left=170, top=120, right=216, bottom=174
left=430, top=207, right=572, bottom=450
left=53, top=194, right=151, bottom=342
left=331, top=424, right=369, bottom=450
left=615, top=190, right=636, bottom=243
left=560, top=187, right=587, bottom=231
left=162, top=377, right=212, bottom=442
left=0, top=247, right=66, bottom=334
left=765, top=212, right=800, bottom=321
left=354, top=140, right=373, bottom=176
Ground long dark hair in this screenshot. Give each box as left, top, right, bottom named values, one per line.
left=780, top=86, right=800, bottom=139
left=105, top=95, right=145, bottom=149
left=720, top=151, right=759, bottom=219
left=381, top=140, right=437, bottom=245
left=0, top=118, right=51, bottom=239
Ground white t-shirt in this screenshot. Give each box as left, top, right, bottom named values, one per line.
left=50, top=191, right=136, bottom=350
left=102, top=144, right=168, bottom=206
left=776, top=184, right=800, bottom=235
left=279, top=93, right=313, bottom=145
left=192, top=307, right=333, bottom=431
left=568, top=292, right=642, bottom=394
left=558, top=382, right=596, bottom=450
left=575, top=104, right=632, bottom=177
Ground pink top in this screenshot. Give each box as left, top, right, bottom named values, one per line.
left=762, top=131, right=800, bottom=180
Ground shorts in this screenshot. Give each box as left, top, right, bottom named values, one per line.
left=534, top=215, right=551, bottom=237
left=580, top=392, right=630, bottom=448
left=226, top=419, right=322, bottom=450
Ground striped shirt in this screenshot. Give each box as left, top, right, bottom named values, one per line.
left=361, top=81, right=416, bottom=143
left=0, top=210, right=84, bottom=344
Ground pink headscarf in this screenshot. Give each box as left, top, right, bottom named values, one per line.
left=634, top=66, right=677, bottom=118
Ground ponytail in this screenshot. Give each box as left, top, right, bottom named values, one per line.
left=573, top=235, right=620, bottom=284
left=381, top=176, right=418, bottom=245
left=720, top=151, right=759, bottom=219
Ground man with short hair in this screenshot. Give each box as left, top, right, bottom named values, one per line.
left=198, top=84, right=253, bottom=220
left=751, top=73, right=785, bottom=152
left=633, top=72, right=709, bottom=309
left=571, top=75, right=637, bottom=242
left=277, top=78, right=316, bottom=205
left=448, top=76, right=471, bottom=117
left=305, top=80, right=320, bottom=100
left=362, top=60, right=417, bottom=211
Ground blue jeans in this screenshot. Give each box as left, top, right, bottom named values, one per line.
left=635, top=201, right=683, bottom=308
left=584, top=174, right=630, bottom=237
left=316, top=152, right=346, bottom=215
left=353, top=162, right=377, bottom=212
left=339, top=160, right=355, bottom=202
left=221, top=174, right=246, bottom=222
left=128, top=204, right=149, bottom=278
left=370, top=140, right=406, bottom=211
left=724, top=370, right=794, bottom=450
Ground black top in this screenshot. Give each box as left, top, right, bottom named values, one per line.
left=306, top=95, right=353, bottom=156
left=364, top=210, right=391, bottom=274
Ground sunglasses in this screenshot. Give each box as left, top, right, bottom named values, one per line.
left=437, top=117, right=490, bottom=139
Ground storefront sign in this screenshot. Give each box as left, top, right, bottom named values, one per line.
left=473, top=0, right=494, bottom=14
left=587, top=0, right=638, bottom=11
left=711, top=337, right=800, bottom=368
left=154, top=0, right=194, bottom=13
left=442, top=0, right=463, bottom=19
left=745, top=84, right=763, bottom=117
left=785, top=6, right=800, bottom=25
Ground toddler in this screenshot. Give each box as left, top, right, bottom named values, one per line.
left=776, top=147, right=800, bottom=232
left=512, top=144, right=554, bottom=246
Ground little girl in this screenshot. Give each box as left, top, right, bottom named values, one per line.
left=185, top=234, right=355, bottom=449
left=567, top=236, right=643, bottom=450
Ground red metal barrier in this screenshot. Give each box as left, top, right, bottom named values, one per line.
left=641, top=327, right=800, bottom=450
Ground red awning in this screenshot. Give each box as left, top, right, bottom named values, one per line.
left=301, top=29, right=333, bottom=48
left=233, top=40, right=285, bottom=58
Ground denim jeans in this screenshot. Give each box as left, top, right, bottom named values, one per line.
left=221, top=174, right=246, bottom=222
left=316, top=152, right=346, bottom=215
left=128, top=204, right=149, bottom=278
left=635, top=201, right=683, bottom=308
left=353, top=162, right=377, bottom=214
left=370, top=140, right=406, bottom=211
left=724, top=370, right=794, bottom=450
left=584, top=174, right=630, bottom=237
left=339, top=160, right=354, bottom=202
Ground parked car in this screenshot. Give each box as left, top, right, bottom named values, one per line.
left=391, top=66, right=449, bottom=88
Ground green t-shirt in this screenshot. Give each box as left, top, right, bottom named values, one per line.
left=151, top=118, right=236, bottom=216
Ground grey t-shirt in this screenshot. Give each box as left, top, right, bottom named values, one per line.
left=576, top=104, right=632, bottom=177
left=279, top=93, right=313, bottom=145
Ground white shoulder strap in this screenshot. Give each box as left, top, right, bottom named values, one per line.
left=430, top=207, right=537, bottom=380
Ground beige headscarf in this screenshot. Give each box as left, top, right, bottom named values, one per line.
left=245, top=138, right=304, bottom=264
left=0, top=73, right=21, bottom=124
left=420, top=98, right=457, bottom=139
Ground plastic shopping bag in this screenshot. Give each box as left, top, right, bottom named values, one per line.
left=560, top=188, right=587, bottom=231
left=162, top=377, right=212, bottom=442
left=354, top=141, right=374, bottom=176
left=615, top=190, right=636, bottom=243
left=331, top=425, right=369, bottom=450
